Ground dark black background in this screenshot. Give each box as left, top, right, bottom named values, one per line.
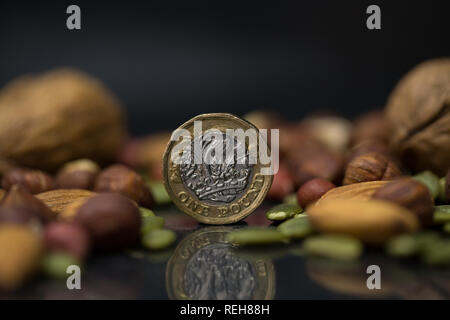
left=0, top=1, right=449, bottom=135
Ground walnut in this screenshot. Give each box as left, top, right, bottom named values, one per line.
left=386, top=58, right=450, bottom=176
left=0, top=68, right=126, bottom=172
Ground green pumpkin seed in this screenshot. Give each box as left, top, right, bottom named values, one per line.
left=283, top=193, right=298, bottom=206
left=386, top=235, right=419, bottom=258
left=414, top=231, right=441, bottom=252
left=438, top=177, right=447, bottom=202
left=421, top=240, right=450, bottom=266
left=139, top=207, right=155, bottom=218
left=141, top=216, right=165, bottom=235
left=413, top=171, right=440, bottom=199
left=141, top=229, right=176, bottom=250
left=266, top=203, right=303, bottom=221
left=147, top=181, right=172, bottom=205
left=41, top=252, right=81, bottom=279
left=277, top=215, right=314, bottom=239
left=443, top=223, right=450, bottom=234
left=433, top=205, right=450, bottom=224
left=226, top=227, right=289, bottom=246
left=302, top=235, right=363, bottom=261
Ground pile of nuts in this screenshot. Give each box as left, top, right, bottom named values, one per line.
left=231, top=58, right=450, bottom=265
left=0, top=58, right=449, bottom=290
left=0, top=160, right=175, bottom=290
left=0, top=69, right=175, bottom=291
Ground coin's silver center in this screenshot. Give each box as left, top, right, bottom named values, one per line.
left=179, top=132, right=253, bottom=205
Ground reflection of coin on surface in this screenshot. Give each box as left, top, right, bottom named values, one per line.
left=166, top=226, right=275, bottom=300
left=163, top=113, right=273, bottom=224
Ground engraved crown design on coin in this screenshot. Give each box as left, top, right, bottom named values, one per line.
left=179, top=132, right=253, bottom=204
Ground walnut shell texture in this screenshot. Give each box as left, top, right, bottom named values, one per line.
left=386, top=58, right=450, bottom=175
left=0, top=68, right=126, bottom=172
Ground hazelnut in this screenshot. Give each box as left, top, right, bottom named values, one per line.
left=95, top=164, right=153, bottom=208
left=343, top=152, right=402, bottom=185
left=56, top=159, right=100, bottom=190
left=348, top=140, right=392, bottom=163
left=267, top=165, right=294, bottom=201
left=0, top=207, right=41, bottom=226
left=1, top=185, right=55, bottom=223
left=74, top=193, right=141, bottom=249
left=372, top=178, right=434, bottom=227
left=0, top=225, right=42, bottom=290
left=2, top=168, right=55, bottom=194
left=44, top=221, right=91, bottom=260
left=297, top=178, right=336, bottom=208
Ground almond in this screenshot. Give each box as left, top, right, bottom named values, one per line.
left=36, top=189, right=95, bottom=215
left=307, top=199, right=419, bottom=245
left=315, top=180, right=388, bottom=205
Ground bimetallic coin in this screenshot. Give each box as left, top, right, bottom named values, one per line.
left=163, top=113, right=273, bottom=224
left=166, top=226, right=276, bottom=300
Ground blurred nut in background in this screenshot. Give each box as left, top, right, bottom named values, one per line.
left=351, top=110, right=391, bottom=145
left=300, top=116, right=352, bottom=152
left=372, top=178, right=434, bottom=227
left=0, top=189, right=4, bottom=202
left=1, top=185, right=55, bottom=223
left=118, top=133, right=171, bottom=170
left=0, top=68, right=126, bottom=172
left=36, top=189, right=95, bottom=216
left=386, top=58, right=450, bottom=176
left=267, top=165, right=294, bottom=201
left=287, top=145, right=344, bottom=187
left=0, top=225, right=42, bottom=290
left=297, top=178, right=335, bottom=208
left=56, top=159, right=100, bottom=190
left=343, top=152, right=402, bottom=185
left=74, top=193, right=141, bottom=249
left=2, top=168, right=55, bottom=194
left=95, top=164, right=153, bottom=208
left=44, top=221, right=91, bottom=260
left=0, top=207, right=41, bottom=226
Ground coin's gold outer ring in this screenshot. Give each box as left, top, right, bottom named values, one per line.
left=166, top=226, right=276, bottom=300
left=162, top=113, right=273, bottom=225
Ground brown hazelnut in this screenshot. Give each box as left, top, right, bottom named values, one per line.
left=2, top=168, right=55, bottom=194
left=296, top=178, right=336, bottom=208
left=74, top=193, right=141, bottom=249
left=0, top=225, right=42, bottom=290
left=0, top=207, right=41, bottom=226
left=372, top=178, right=434, bottom=227
left=343, top=152, right=402, bottom=185
left=267, top=165, right=294, bottom=201
left=348, top=140, right=392, bottom=163
left=1, top=185, right=55, bottom=223
left=95, top=164, right=153, bottom=208
left=44, top=221, right=91, bottom=260
left=56, top=159, right=100, bottom=190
